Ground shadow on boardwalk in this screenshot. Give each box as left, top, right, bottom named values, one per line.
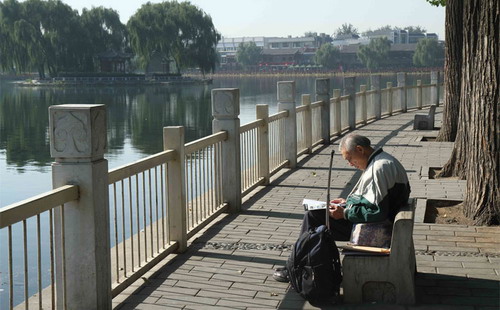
left=113, top=108, right=499, bottom=310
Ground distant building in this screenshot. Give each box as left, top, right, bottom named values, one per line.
left=96, top=50, right=132, bottom=73
left=365, top=29, right=440, bottom=44
left=216, top=36, right=319, bottom=69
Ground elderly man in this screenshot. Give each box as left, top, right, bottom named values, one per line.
left=273, top=133, right=411, bottom=282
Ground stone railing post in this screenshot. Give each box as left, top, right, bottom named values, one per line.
left=360, top=85, right=367, bottom=124
left=278, top=81, right=297, bottom=169
left=397, top=72, right=407, bottom=112
left=301, top=94, right=313, bottom=153
left=163, top=126, right=187, bottom=252
left=344, top=76, right=356, bottom=129
left=387, top=82, right=393, bottom=116
left=49, top=104, right=111, bottom=310
left=371, top=74, right=382, bottom=119
left=212, top=88, right=241, bottom=213
left=332, top=89, right=342, bottom=134
left=315, top=78, right=330, bottom=144
left=430, top=71, right=439, bottom=107
left=416, top=80, right=423, bottom=109
left=256, top=104, right=270, bottom=185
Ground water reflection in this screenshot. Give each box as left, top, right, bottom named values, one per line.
left=0, top=83, right=214, bottom=171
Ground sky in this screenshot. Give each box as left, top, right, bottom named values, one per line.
left=62, top=0, right=446, bottom=39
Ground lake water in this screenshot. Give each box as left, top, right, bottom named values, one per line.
left=0, top=73, right=425, bottom=307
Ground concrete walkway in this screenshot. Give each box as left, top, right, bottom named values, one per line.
left=113, top=107, right=500, bottom=310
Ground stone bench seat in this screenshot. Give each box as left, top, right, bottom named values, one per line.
left=413, top=105, right=436, bottom=130
left=342, top=198, right=416, bottom=305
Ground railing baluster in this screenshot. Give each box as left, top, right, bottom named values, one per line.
left=128, top=177, right=134, bottom=272
left=23, top=220, right=29, bottom=310
left=142, top=172, right=147, bottom=262
left=160, top=165, right=165, bottom=248
left=121, top=180, right=126, bottom=278
left=136, top=174, right=141, bottom=266
left=155, top=166, right=159, bottom=253
left=148, top=169, right=153, bottom=258
left=113, top=183, right=119, bottom=282
left=8, top=225, right=13, bottom=310
left=37, top=214, right=42, bottom=308
left=49, top=210, right=55, bottom=310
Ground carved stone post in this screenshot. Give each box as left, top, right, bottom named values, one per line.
left=371, top=74, right=382, bottom=119
left=360, top=85, right=367, bottom=124
left=430, top=71, right=439, bottom=107
left=315, top=78, right=330, bottom=143
left=49, top=104, right=111, bottom=310
left=212, top=88, right=241, bottom=213
left=256, top=104, right=270, bottom=185
left=344, top=76, right=356, bottom=129
left=163, top=126, right=187, bottom=252
left=278, top=81, right=297, bottom=168
left=301, top=94, right=312, bottom=153
left=387, top=82, right=393, bottom=116
left=332, top=89, right=342, bottom=134
left=397, top=72, right=407, bottom=112
left=416, top=80, right=423, bottom=109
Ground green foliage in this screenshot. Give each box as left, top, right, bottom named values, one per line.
left=0, top=0, right=128, bottom=77
left=426, top=0, right=446, bottom=7
left=335, top=23, right=358, bottom=37
left=413, top=38, right=444, bottom=67
left=127, top=1, right=220, bottom=75
left=357, top=37, right=391, bottom=71
left=363, top=25, right=427, bottom=37
left=236, top=42, right=262, bottom=67
left=314, top=44, right=340, bottom=69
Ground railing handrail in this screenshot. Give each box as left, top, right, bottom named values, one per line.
left=310, top=100, right=323, bottom=108
left=268, top=110, right=289, bottom=122
left=0, top=184, right=79, bottom=229
left=185, top=131, right=228, bottom=154
left=239, top=119, right=264, bottom=134
left=108, top=149, right=176, bottom=184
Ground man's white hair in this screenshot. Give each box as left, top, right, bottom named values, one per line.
left=339, top=134, right=371, bottom=152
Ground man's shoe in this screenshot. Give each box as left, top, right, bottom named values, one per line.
left=272, top=267, right=289, bottom=282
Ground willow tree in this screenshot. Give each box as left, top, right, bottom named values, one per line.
left=314, top=43, right=340, bottom=69
left=429, top=0, right=499, bottom=225
left=0, top=0, right=86, bottom=77
left=80, top=7, right=128, bottom=72
left=127, top=1, right=220, bottom=75
left=357, top=37, right=391, bottom=71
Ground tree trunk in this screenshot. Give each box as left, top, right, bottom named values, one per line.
left=437, top=0, right=468, bottom=178
left=461, top=0, right=499, bottom=225
left=436, top=0, right=462, bottom=143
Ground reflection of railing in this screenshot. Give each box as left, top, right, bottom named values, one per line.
left=1, top=71, right=443, bottom=309
left=0, top=185, right=79, bottom=310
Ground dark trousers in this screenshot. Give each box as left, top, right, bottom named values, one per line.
left=300, top=209, right=353, bottom=241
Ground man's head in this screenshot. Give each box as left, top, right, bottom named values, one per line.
left=339, top=134, right=374, bottom=170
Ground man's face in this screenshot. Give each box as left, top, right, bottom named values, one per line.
left=341, top=146, right=370, bottom=170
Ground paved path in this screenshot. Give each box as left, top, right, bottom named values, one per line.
left=113, top=107, right=499, bottom=310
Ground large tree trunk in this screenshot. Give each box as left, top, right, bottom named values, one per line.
left=437, top=0, right=469, bottom=178
left=460, top=0, right=499, bottom=225
left=436, top=0, right=463, bottom=143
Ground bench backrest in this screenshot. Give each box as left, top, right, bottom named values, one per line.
left=428, top=105, right=437, bottom=123
left=389, top=198, right=415, bottom=260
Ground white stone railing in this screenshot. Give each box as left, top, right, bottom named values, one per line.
left=0, top=72, right=442, bottom=310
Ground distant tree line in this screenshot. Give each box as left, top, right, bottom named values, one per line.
left=234, top=23, right=443, bottom=71
left=0, top=0, right=220, bottom=77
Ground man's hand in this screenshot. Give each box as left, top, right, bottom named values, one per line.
left=329, top=204, right=345, bottom=220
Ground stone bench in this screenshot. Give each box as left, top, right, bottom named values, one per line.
left=413, top=105, right=436, bottom=130
left=342, top=198, right=416, bottom=304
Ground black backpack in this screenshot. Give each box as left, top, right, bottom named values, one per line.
left=286, top=150, right=342, bottom=305
left=286, top=224, right=342, bottom=305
